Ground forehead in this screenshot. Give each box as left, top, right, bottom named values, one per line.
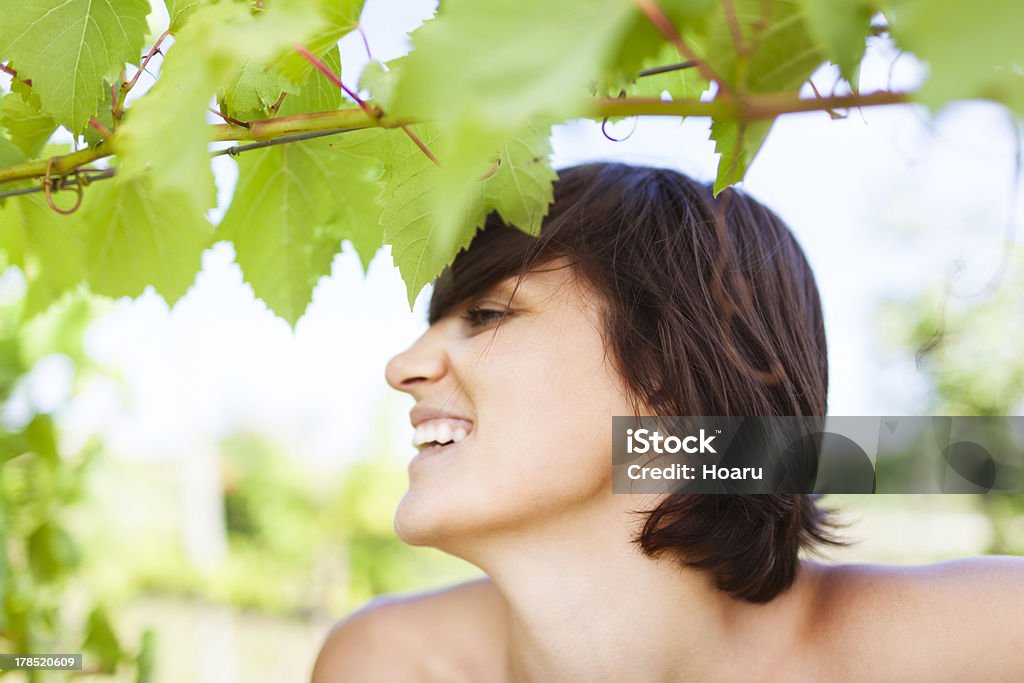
left=480, top=257, right=580, bottom=301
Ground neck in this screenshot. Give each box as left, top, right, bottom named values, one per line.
left=448, top=503, right=818, bottom=683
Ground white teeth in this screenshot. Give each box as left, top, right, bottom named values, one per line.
left=413, top=418, right=473, bottom=449
left=436, top=423, right=453, bottom=444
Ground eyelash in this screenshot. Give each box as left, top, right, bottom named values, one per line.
left=461, top=306, right=507, bottom=327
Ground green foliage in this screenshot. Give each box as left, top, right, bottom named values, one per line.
left=703, top=0, right=825, bottom=192
left=219, top=49, right=382, bottom=323
left=1, top=90, right=57, bottom=159
left=0, top=291, right=153, bottom=680
left=890, top=0, right=1024, bottom=116
left=82, top=174, right=214, bottom=304
left=798, top=0, right=875, bottom=85
left=0, top=193, right=86, bottom=319
left=880, top=251, right=1024, bottom=552
left=116, top=0, right=324, bottom=210
left=0, top=0, right=150, bottom=134
left=1, top=0, right=1023, bottom=324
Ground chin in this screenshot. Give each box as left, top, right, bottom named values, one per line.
left=392, top=491, right=455, bottom=547
left=392, top=489, right=507, bottom=560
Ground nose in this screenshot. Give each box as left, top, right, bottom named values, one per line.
left=385, top=327, right=448, bottom=395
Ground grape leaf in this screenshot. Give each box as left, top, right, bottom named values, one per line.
left=1, top=91, right=57, bottom=159
left=703, top=0, right=825, bottom=93
left=384, top=0, right=633, bottom=266
left=596, top=0, right=715, bottom=95
left=0, top=123, right=24, bottom=169
left=116, top=0, right=324, bottom=210
left=703, top=0, right=825, bottom=192
left=798, top=0, right=875, bottom=86
left=219, top=60, right=292, bottom=120
left=276, top=0, right=366, bottom=87
left=334, top=123, right=555, bottom=307
left=0, top=195, right=87, bottom=319
left=630, top=43, right=708, bottom=101
left=218, top=49, right=382, bottom=325
left=358, top=59, right=400, bottom=111
left=165, top=0, right=208, bottom=32
left=710, top=118, right=773, bottom=194
left=391, top=0, right=634, bottom=125
left=0, top=0, right=150, bottom=134
left=80, top=174, right=213, bottom=305
left=891, top=0, right=1024, bottom=116
left=218, top=141, right=382, bottom=324
left=82, top=80, right=115, bottom=148
left=482, top=123, right=557, bottom=238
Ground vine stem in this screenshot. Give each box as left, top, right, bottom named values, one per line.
left=293, top=44, right=375, bottom=115
left=292, top=44, right=440, bottom=166
left=0, top=90, right=912, bottom=187
left=722, top=0, right=748, bottom=57
left=116, top=30, right=171, bottom=118
left=88, top=118, right=114, bottom=138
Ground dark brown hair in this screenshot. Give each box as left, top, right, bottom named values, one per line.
left=429, top=162, right=841, bottom=603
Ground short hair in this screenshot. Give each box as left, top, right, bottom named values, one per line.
left=429, top=162, right=841, bottom=603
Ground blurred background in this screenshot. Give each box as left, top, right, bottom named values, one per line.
left=2, top=0, right=1023, bottom=681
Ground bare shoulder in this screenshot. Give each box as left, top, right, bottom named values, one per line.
left=311, top=578, right=506, bottom=683
left=804, top=556, right=1024, bottom=681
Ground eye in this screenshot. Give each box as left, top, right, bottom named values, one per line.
left=461, top=306, right=507, bottom=328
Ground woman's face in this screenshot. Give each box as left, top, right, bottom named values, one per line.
left=384, top=259, right=639, bottom=549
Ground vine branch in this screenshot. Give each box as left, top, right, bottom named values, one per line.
left=0, top=89, right=912, bottom=189
left=116, top=30, right=170, bottom=119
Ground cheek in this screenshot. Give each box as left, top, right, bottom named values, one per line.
left=484, top=350, right=626, bottom=490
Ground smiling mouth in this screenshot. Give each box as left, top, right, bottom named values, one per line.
left=412, top=419, right=473, bottom=451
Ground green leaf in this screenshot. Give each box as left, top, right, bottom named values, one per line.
left=0, top=123, right=24, bottom=169
left=80, top=174, right=213, bottom=305
left=218, top=48, right=382, bottom=325
left=335, top=123, right=555, bottom=307
left=799, top=0, right=876, bottom=85
left=1, top=91, right=57, bottom=159
left=392, top=0, right=634, bottom=124
left=891, top=0, right=1024, bottom=116
left=82, top=80, right=116, bottom=148
left=630, top=44, right=708, bottom=101
left=25, top=414, right=59, bottom=465
left=27, top=521, right=80, bottom=583
left=705, top=0, right=825, bottom=93
left=481, top=124, right=557, bottom=238
left=0, top=195, right=87, bottom=318
left=278, top=46, right=345, bottom=116
left=219, top=60, right=292, bottom=121
left=218, top=138, right=382, bottom=325
left=704, top=0, right=825, bottom=191
left=0, top=0, right=151, bottom=133
left=710, top=118, right=773, bottom=195
left=82, top=606, right=122, bottom=673
left=596, top=0, right=715, bottom=95
left=164, top=0, right=208, bottom=31
left=358, top=59, right=400, bottom=111
left=116, top=0, right=324, bottom=210
left=276, top=0, right=366, bottom=87
left=135, top=628, right=157, bottom=683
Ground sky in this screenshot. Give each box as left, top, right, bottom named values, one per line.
left=8, top=0, right=1023, bottom=471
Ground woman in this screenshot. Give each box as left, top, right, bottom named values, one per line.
left=313, top=163, right=1024, bottom=682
